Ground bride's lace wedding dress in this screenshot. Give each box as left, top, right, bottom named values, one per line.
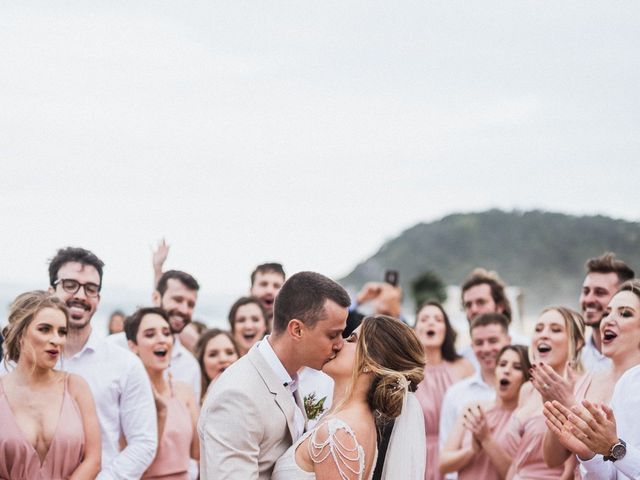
left=272, top=417, right=377, bottom=480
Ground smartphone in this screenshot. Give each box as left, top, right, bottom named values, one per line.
left=384, top=269, right=399, bottom=287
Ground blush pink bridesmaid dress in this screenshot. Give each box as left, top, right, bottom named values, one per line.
left=142, top=389, right=193, bottom=480
left=415, top=362, right=456, bottom=480
left=458, top=405, right=514, bottom=480
left=0, top=375, right=85, bottom=480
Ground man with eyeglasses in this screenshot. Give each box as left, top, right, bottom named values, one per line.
left=49, top=247, right=157, bottom=479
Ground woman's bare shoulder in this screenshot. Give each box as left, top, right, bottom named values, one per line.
left=66, top=372, right=93, bottom=401
left=174, top=381, right=196, bottom=404
left=450, top=357, right=475, bottom=380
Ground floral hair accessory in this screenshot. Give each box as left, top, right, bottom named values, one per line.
left=396, top=375, right=410, bottom=391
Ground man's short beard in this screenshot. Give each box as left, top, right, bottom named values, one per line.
left=68, top=316, right=92, bottom=330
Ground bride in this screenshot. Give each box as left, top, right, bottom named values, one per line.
left=273, top=314, right=427, bottom=480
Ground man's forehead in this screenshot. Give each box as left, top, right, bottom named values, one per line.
left=163, top=278, right=198, bottom=297
left=471, top=324, right=505, bottom=338
left=57, top=261, right=100, bottom=279
left=583, top=272, right=619, bottom=290
left=253, top=270, right=285, bottom=283
left=463, top=283, right=492, bottom=299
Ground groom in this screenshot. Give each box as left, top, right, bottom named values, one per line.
left=199, top=271, right=351, bottom=479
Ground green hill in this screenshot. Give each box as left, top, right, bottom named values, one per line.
left=340, top=210, right=640, bottom=315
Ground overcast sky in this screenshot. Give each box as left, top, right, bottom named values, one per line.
left=1, top=1, right=639, bottom=299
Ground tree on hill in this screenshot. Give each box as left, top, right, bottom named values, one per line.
left=411, top=271, right=447, bottom=306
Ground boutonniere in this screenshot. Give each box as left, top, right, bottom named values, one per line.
left=303, top=392, right=327, bottom=420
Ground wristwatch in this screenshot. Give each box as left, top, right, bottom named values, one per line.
left=604, top=439, right=627, bottom=462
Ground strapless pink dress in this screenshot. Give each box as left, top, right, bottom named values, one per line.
left=415, top=362, right=456, bottom=480
left=142, top=392, right=193, bottom=479
left=458, top=406, right=514, bottom=480
left=0, top=375, right=85, bottom=480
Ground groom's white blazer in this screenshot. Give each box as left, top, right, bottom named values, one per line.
left=198, top=345, right=302, bottom=480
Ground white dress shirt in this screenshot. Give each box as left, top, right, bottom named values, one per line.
left=439, top=370, right=496, bottom=480
left=579, top=364, right=640, bottom=479
left=298, top=367, right=334, bottom=430
left=257, top=338, right=306, bottom=441
left=581, top=333, right=613, bottom=374
left=62, top=330, right=157, bottom=480
left=107, top=331, right=201, bottom=400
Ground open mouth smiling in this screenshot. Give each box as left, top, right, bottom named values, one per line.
left=602, top=329, right=618, bottom=344
left=536, top=343, right=552, bottom=354
left=153, top=348, right=168, bottom=358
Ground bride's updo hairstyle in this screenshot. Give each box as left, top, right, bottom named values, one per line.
left=355, top=315, right=425, bottom=419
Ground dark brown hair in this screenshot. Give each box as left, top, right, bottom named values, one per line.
left=124, top=307, right=171, bottom=343
left=586, top=252, right=635, bottom=284
left=227, top=296, right=267, bottom=334
left=48, top=247, right=104, bottom=288
left=250, top=263, right=286, bottom=286
left=497, top=344, right=532, bottom=382
left=415, top=301, right=461, bottom=362
left=194, top=328, right=240, bottom=400
left=156, top=270, right=200, bottom=296
left=469, top=312, right=510, bottom=334
left=272, top=271, right=350, bottom=333
left=461, top=268, right=512, bottom=322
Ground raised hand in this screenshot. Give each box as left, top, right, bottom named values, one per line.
left=356, top=282, right=383, bottom=304
left=530, top=361, right=577, bottom=405
left=152, top=238, right=170, bottom=271
left=463, top=404, right=490, bottom=451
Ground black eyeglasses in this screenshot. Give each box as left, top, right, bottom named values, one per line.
left=53, top=278, right=101, bottom=298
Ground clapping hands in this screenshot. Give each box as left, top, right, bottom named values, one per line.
left=463, top=405, right=490, bottom=450
left=543, top=399, right=619, bottom=460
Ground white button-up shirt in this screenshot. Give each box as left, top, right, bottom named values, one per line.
left=582, top=333, right=613, bottom=374
left=62, top=330, right=157, bottom=480
left=257, top=337, right=305, bottom=441
left=579, top=364, right=640, bottom=479
left=299, top=367, right=334, bottom=430
left=107, top=331, right=201, bottom=400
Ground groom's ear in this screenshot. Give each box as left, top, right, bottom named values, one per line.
left=287, top=319, right=304, bottom=340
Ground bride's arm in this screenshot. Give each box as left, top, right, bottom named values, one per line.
left=307, top=420, right=367, bottom=480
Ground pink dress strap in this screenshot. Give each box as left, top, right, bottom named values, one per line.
left=415, top=362, right=456, bottom=480
left=0, top=374, right=85, bottom=480
left=142, top=388, right=192, bottom=480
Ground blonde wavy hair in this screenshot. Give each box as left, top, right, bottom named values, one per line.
left=537, top=306, right=585, bottom=373
left=2, top=290, right=69, bottom=366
